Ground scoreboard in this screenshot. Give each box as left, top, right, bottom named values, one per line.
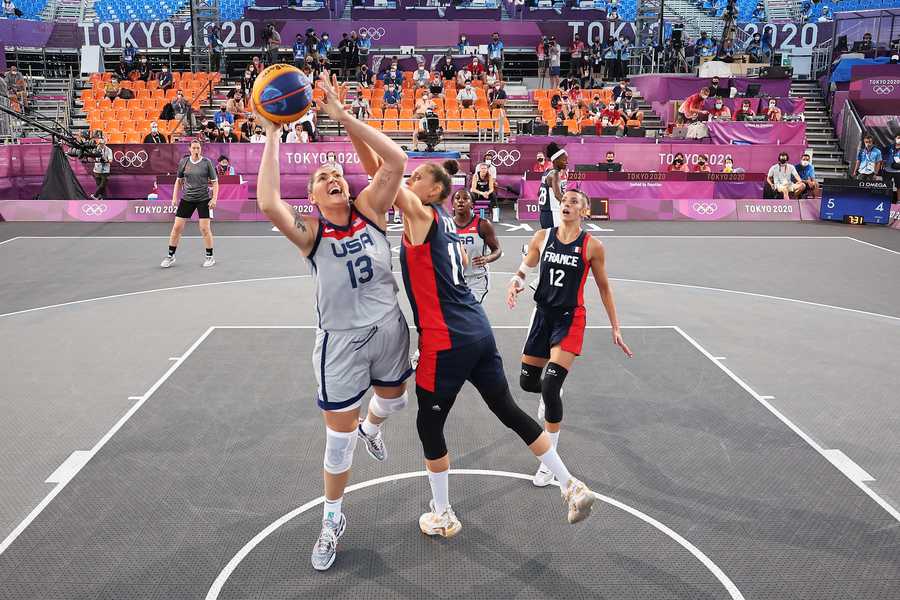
left=820, top=179, right=891, bottom=225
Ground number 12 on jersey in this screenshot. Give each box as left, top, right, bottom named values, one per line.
left=548, top=267, right=565, bottom=287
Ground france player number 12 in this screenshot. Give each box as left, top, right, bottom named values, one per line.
left=548, top=268, right=565, bottom=287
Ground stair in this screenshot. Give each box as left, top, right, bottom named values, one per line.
left=765, top=0, right=795, bottom=22
left=663, top=0, right=726, bottom=40
left=340, top=0, right=352, bottom=19
left=791, top=80, right=847, bottom=180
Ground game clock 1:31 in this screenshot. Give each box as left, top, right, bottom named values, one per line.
left=843, top=214, right=865, bottom=225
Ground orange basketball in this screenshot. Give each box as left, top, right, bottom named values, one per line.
left=252, top=64, right=314, bottom=125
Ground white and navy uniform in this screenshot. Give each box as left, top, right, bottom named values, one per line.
left=456, top=215, right=490, bottom=303
left=537, top=168, right=566, bottom=229
left=523, top=227, right=590, bottom=358
left=308, top=208, right=412, bottom=412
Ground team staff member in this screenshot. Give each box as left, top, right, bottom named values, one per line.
left=538, top=142, right=568, bottom=228
left=509, top=190, right=632, bottom=486
left=452, top=190, right=502, bottom=303
left=161, top=140, right=219, bottom=268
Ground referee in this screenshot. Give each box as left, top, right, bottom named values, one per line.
left=161, top=140, right=219, bottom=268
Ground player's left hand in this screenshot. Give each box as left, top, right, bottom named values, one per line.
left=209, top=198, right=217, bottom=209
left=613, top=329, right=633, bottom=358
left=506, top=279, right=523, bottom=309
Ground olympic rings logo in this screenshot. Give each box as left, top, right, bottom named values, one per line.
left=692, top=202, right=718, bottom=215
left=358, top=27, right=386, bottom=41
left=113, top=150, right=149, bottom=168
left=872, top=85, right=895, bottom=95
left=489, top=150, right=521, bottom=167
left=81, top=203, right=108, bottom=216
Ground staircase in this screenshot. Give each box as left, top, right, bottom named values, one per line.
left=765, top=0, right=796, bottom=21
left=9, top=77, right=74, bottom=140
left=662, top=0, right=726, bottom=40
left=791, top=80, right=847, bottom=179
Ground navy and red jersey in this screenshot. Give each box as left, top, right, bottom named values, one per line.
left=533, top=227, right=591, bottom=310
left=400, top=204, right=492, bottom=352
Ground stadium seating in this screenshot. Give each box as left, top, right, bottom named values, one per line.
left=93, top=0, right=186, bottom=23
left=3, top=0, right=49, bottom=20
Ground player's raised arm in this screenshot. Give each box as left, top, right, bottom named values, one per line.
left=507, top=229, right=546, bottom=309
left=587, top=238, right=632, bottom=357
left=255, top=112, right=318, bottom=255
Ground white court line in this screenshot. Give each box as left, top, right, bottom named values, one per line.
left=0, top=234, right=869, bottom=240
left=204, top=469, right=745, bottom=600
left=0, top=326, right=216, bottom=556
left=673, top=326, right=900, bottom=524
left=846, top=237, right=900, bottom=256
left=0, top=236, right=21, bottom=246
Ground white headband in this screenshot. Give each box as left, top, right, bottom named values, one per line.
left=550, top=148, right=567, bottom=161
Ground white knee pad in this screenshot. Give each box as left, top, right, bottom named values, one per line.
left=369, top=392, right=408, bottom=419
left=323, top=427, right=358, bottom=475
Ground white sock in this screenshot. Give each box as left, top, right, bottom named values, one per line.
left=548, top=430, right=560, bottom=448
left=361, top=416, right=381, bottom=437
left=427, top=469, right=450, bottom=514
left=324, top=497, right=342, bottom=523
left=538, top=447, right=572, bottom=489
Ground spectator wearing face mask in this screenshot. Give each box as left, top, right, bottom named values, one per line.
left=883, top=134, right=900, bottom=202
left=293, top=34, right=307, bottom=69
left=679, top=87, right=710, bottom=122
left=412, top=63, right=430, bottom=89
left=694, top=155, right=712, bottom=173
left=414, top=92, right=436, bottom=118
left=356, top=64, right=372, bottom=88
left=709, top=99, right=731, bottom=120
left=286, top=122, right=309, bottom=143
left=466, top=56, right=485, bottom=82
left=707, top=76, right=726, bottom=98
left=569, top=34, right=585, bottom=76
left=104, top=75, right=121, bottom=101
left=532, top=153, right=549, bottom=173
left=456, top=35, right=469, bottom=54
left=137, top=55, right=151, bottom=82
left=428, top=72, right=445, bottom=98
left=612, top=78, right=631, bottom=103
left=381, top=65, right=402, bottom=87
left=217, top=155, right=236, bottom=176
left=745, top=33, right=763, bottom=62
left=795, top=153, right=818, bottom=197
left=765, top=99, right=782, bottom=122
left=852, top=134, right=883, bottom=181
left=351, top=94, right=371, bottom=120
left=317, top=32, right=332, bottom=59
left=620, top=90, right=643, bottom=125
left=457, top=82, right=477, bottom=109
left=226, top=90, right=248, bottom=121
left=240, top=114, right=257, bottom=140
left=219, top=123, right=239, bottom=143
left=487, top=32, right=504, bottom=80
left=668, top=153, right=690, bottom=172
left=157, top=65, right=174, bottom=91
left=488, top=82, right=507, bottom=111
left=767, top=152, right=804, bottom=199
left=734, top=100, right=755, bottom=121
left=721, top=157, right=736, bottom=173
left=383, top=83, right=402, bottom=109
left=440, top=55, right=457, bottom=81
left=249, top=126, right=266, bottom=143
left=143, top=122, right=168, bottom=143
left=214, top=105, right=234, bottom=128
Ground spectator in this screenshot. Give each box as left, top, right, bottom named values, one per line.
left=91, top=136, right=113, bottom=200
left=456, top=65, right=473, bottom=88
left=818, top=7, right=831, bottom=22
left=249, top=126, right=266, bottom=144
left=745, top=33, right=763, bottom=62
left=382, top=65, right=402, bottom=87
left=532, top=152, right=549, bottom=173
left=412, top=63, right=430, bottom=88
left=440, top=55, right=457, bottom=80
left=199, top=121, right=219, bottom=143
left=293, top=33, right=306, bottom=69
left=5, top=64, right=27, bottom=111
left=617, top=36, right=631, bottom=78
left=226, top=90, right=248, bottom=120
left=752, top=2, right=765, bottom=20
left=620, top=91, right=644, bottom=124
left=323, top=151, right=344, bottom=176
left=668, top=152, right=689, bottom=172
left=143, top=122, right=168, bottom=143
left=734, top=99, right=755, bottom=121
left=679, top=87, right=710, bottom=122
left=466, top=56, right=485, bottom=82
left=123, top=41, right=137, bottom=66
left=250, top=55, right=264, bottom=76
left=3, top=0, right=21, bottom=17
left=577, top=62, right=594, bottom=89
left=220, top=123, right=239, bottom=143
left=600, top=104, right=625, bottom=133
left=157, top=64, right=174, bottom=91
left=114, top=58, right=130, bottom=81
left=338, top=32, right=355, bottom=80
left=603, top=36, right=618, bottom=82
left=589, top=35, right=604, bottom=80
left=484, top=64, right=500, bottom=88
left=383, top=83, right=402, bottom=109
left=428, top=72, right=445, bottom=97
left=170, top=90, right=193, bottom=128
left=470, top=162, right=496, bottom=210
left=612, top=78, right=631, bottom=103
left=457, top=82, right=477, bottom=109
left=317, top=32, right=332, bottom=59
left=603, top=151, right=618, bottom=167
left=764, top=98, right=782, bottom=122
left=859, top=33, right=874, bottom=52
left=795, top=153, right=818, bottom=197
left=708, top=76, right=727, bottom=97
left=263, top=23, right=282, bottom=65
left=607, top=7, right=619, bottom=22
left=241, top=64, right=257, bottom=95
left=104, top=75, right=121, bottom=101
left=206, top=25, right=223, bottom=73
left=348, top=31, right=361, bottom=78
left=709, top=98, right=731, bottom=120
left=456, top=34, right=469, bottom=54
left=548, top=37, right=561, bottom=89
left=217, top=155, right=236, bottom=176
left=694, top=155, right=712, bottom=172
left=488, top=82, right=507, bottom=110
left=884, top=134, right=900, bottom=203
left=214, top=105, right=234, bottom=128
left=569, top=34, right=585, bottom=76
left=696, top=31, right=715, bottom=58
left=137, top=56, right=151, bottom=82
left=356, top=29, right=372, bottom=65
left=487, top=32, right=504, bottom=80
left=767, top=152, right=804, bottom=199
left=722, top=157, right=735, bottom=173
left=356, top=64, right=372, bottom=88
left=718, top=38, right=737, bottom=61
left=315, top=55, right=329, bottom=79
left=351, top=94, right=371, bottom=120
left=852, top=134, right=883, bottom=181
left=478, top=151, right=499, bottom=180
left=286, top=122, right=308, bottom=143
left=536, top=36, right=549, bottom=84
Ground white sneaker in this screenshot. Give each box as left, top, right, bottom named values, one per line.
left=202, top=256, right=216, bottom=268
left=419, top=499, right=462, bottom=538
left=357, top=419, right=387, bottom=462
left=160, top=256, right=176, bottom=268
left=562, top=478, right=595, bottom=524
left=533, top=463, right=556, bottom=487
left=310, top=514, right=346, bottom=571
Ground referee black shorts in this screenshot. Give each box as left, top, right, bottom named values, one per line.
left=176, top=199, right=211, bottom=219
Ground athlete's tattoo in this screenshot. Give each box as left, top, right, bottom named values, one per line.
left=293, top=207, right=307, bottom=232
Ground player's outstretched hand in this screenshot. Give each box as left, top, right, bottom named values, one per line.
left=250, top=99, right=281, bottom=137
left=317, top=72, right=346, bottom=123
left=506, top=278, right=523, bottom=310
left=613, top=329, right=633, bottom=358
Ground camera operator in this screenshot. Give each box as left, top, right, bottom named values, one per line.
left=262, top=23, right=282, bottom=66
left=91, top=136, right=113, bottom=200
left=414, top=108, right=443, bottom=152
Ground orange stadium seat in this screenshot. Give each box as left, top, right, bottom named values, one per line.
left=366, top=119, right=382, bottom=130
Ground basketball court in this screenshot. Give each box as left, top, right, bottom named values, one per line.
left=1, top=222, right=899, bottom=599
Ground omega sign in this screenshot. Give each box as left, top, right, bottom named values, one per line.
left=79, top=21, right=257, bottom=49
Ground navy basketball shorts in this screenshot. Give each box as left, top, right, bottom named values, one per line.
left=416, top=334, right=507, bottom=397
left=523, top=305, right=586, bottom=358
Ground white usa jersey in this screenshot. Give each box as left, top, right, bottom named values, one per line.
left=307, top=208, right=399, bottom=331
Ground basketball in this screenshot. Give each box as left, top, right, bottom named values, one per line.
left=251, top=64, right=314, bottom=125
